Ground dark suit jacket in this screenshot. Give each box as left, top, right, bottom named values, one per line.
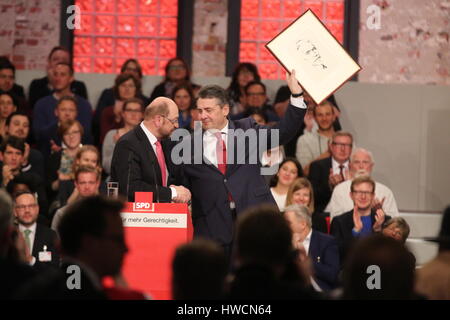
left=308, top=230, right=340, bottom=290
left=182, top=104, right=306, bottom=245
left=110, top=125, right=182, bottom=202
left=31, top=223, right=60, bottom=268
left=308, top=157, right=333, bottom=213
left=330, top=209, right=391, bottom=265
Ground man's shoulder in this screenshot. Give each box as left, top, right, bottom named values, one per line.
left=310, top=156, right=332, bottom=169
left=333, top=209, right=353, bottom=222
left=30, top=76, right=47, bottom=87
left=312, top=230, right=336, bottom=243
left=74, top=95, right=92, bottom=108
left=36, top=223, right=58, bottom=238
left=34, top=95, right=56, bottom=109
left=333, top=179, right=351, bottom=192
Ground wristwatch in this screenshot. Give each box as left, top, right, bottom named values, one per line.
left=291, top=92, right=304, bottom=97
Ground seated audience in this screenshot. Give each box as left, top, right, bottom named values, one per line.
left=172, top=83, right=195, bottom=129
left=415, top=206, right=450, bottom=300
left=303, top=91, right=342, bottom=133
left=172, top=239, right=227, bottom=300
left=28, top=46, right=87, bottom=109
left=0, top=136, right=48, bottom=220
left=330, top=176, right=390, bottom=265
left=32, top=63, right=92, bottom=144
left=5, top=112, right=45, bottom=180
left=285, top=177, right=328, bottom=233
left=94, top=59, right=148, bottom=145
left=51, top=166, right=101, bottom=233
left=102, top=98, right=144, bottom=175
left=99, top=73, right=142, bottom=145
left=269, top=158, right=303, bottom=212
left=308, top=131, right=353, bottom=212
left=325, top=148, right=399, bottom=220
left=231, top=81, right=279, bottom=123
left=382, top=217, right=410, bottom=243
left=228, top=204, right=319, bottom=299
left=13, top=191, right=60, bottom=268
left=296, top=100, right=336, bottom=176
left=284, top=204, right=340, bottom=291
left=342, top=234, right=416, bottom=299
left=149, top=57, right=200, bottom=101
left=226, top=62, right=261, bottom=115
left=37, top=96, right=93, bottom=159
left=0, top=92, right=17, bottom=139
left=0, top=57, right=28, bottom=114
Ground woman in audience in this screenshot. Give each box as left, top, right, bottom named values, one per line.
left=0, top=92, right=18, bottom=139
left=172, top=83, right=195, bottom=129
left=285, top=177, right=329, bottom=234
left=269, top=158, right=303, bottom=212
left=226, top=62, right=261, bottom=115
left=99, top=73, right=141, bottom=144
left=93, top=59, right=148, bottom=145
left=47, top=120, right=83, bottom=206
left=102, top=98, right=144, bottom=175
left=149, top=57, right=199, bottom=101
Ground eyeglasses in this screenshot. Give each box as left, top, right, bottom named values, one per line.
left=15, top=204, right=38, bottom=211
left=332, top=142, right=352, bottom=148
left=64, top=130, right=81, bottom=137
left=161, top=115, right=179, bottom=126
left=351, top=190, right=374, bottom=196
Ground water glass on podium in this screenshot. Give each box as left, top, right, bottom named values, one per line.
left=107, top=182, right=119, bottom=198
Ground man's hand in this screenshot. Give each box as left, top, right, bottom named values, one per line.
left=286, top=70, right=303, bottom=95
left=50, top=140, right=62, bottom=153
left=2, top=164, right=16, bottom=186
left=328, top=168, right=344, bottom=188
left=352, top=205, right=363, bottom=233
left=372, top=197, right=385, bottom=211
left=373, top=208, right=386, bottom=232
left=171, top=185, right=191, bottom=203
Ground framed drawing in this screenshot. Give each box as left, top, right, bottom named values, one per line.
left=266, top=9, right=361, bottom=104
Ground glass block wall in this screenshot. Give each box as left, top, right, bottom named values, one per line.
left=73, top=0, right=178, bottom=75
left=240, top=0, right=345, bottom=79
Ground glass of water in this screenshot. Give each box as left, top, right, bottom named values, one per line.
left=107, top=182, right=119, bottom=198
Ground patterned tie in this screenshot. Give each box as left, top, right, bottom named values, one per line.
left=155, top=140, right=167, bottom=187
left=339, top=164, right=345, bottom=180
left=215, top=132, right=227, bottom=175
left=23, top=229, right=32, bottom=253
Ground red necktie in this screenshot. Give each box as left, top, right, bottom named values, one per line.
left=215, top=132, right=226, bottom=175
left=155, top=140, right=167, bottom=186
left=339, top=164, right=345, bottom=180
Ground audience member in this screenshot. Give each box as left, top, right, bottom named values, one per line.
left=308, top=131, right=353, bottom=212
left=285, top=177, right=328, bottom=233
left=226, top=62, right=261, bottom=115
left=102, top=98, right=144, bottom=175
left=172, top=83, right=195, bottom=128
left=284, top=204, right=340, bottom=291
left=149, top=57, right=199, bottom=101
left=99, top=73, right=141, bottom=145
left=382, top=217, right=410, bottom=243
left=342, top=234, right=416, bottom=299
left=416, top=206, right=450, bottom=300
left=228, top=204, right=319, bottom=299
left=232, top=81, right=279, bottom=123
left=32, top=63, right=92, bottom=143
left=28, top=46, right=87, bottom=108
left=172, top=239, right=227, bottom=300
left=0, top=136, right=48, bottom=220
left=303, top=92, right=342, bottom=133
left=330, top=176, right=390, bottom=264
left=0, top=92, right=17, bottom=138
left=269, top=158, right=303, bottom=212
left=51, top=166, right=101, bottom=233
left=5, top=112, right=45, bottom=180
left=111, top=97, right=190, bottom=202
left=13, top=191, right=60, bottom=268
left=296, top=100, right=336, bottom=176
left=0, top=57, right=28, bottom=114
left=37, top=96, right=93, bottom=159
left=325, top=148, right=399, bottom=219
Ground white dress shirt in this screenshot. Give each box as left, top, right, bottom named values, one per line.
left=331, top=158, right=349, bottom=176
left=302, top=229, right=313, bottom=255
left=203, top=124, right=229, bottom=167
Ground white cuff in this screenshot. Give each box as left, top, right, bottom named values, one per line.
left=290, top=96, right=307, bottom=109
left=170, top=186, right=177, bottom=199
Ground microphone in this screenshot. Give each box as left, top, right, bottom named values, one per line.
left=126, top=151, right=133, bottom=201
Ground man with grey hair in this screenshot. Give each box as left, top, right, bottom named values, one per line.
left=284, top=204, right=340, bottom=290
left=325, top=147, right=398, bottom=220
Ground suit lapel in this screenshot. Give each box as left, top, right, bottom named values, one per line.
left=309, top=230, right=317, bottom=256
left=135, top=125, right=162, bottom=185
left=32, top=224, right=42, bottom=257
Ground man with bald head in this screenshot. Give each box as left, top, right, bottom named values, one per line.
left=325, top=147, right=398, bottom=220
left=111, top=97, right=191, bottom=202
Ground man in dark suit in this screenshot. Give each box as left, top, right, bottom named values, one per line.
left=28, top=46, right=87, bottom=109
left=111, top=97, right=191, bottom=203
left=330, top=176, right=390, bottom=265
left=308, top=131, right=353, bottom=212
left=179, top=71, right=306, bottom=255
left=13, top=191, right=59, bottom=268
left=284, top=204, right=340, bottom=291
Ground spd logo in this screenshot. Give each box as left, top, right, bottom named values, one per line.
left=133, top=202, right=154, bottom=211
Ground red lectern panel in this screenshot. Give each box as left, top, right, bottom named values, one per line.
left=121, top=192, right=192, bottom=300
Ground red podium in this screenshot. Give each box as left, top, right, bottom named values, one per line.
left=120, top=192, right=192, bottom=300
